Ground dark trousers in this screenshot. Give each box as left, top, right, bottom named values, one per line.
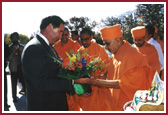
left=10, top=72, right=19, bottom=99
left=10, top=65, right=26, bottom=99
left=4, top=70, right=8, bottom=105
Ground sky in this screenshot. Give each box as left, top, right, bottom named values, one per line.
left=3, top=2, right=139, bottom=38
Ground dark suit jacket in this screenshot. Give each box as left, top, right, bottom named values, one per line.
left=21, top=35, right=73, bottom=111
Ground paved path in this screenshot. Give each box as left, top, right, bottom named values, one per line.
left=4, top=74, right=27, bottom=112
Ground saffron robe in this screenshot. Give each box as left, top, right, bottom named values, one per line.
left=54, top=39, right=80, bottom=59
left=156, top=39, right=164, bottom=55
left=78, top=40, right=113, bottom=111
left=156, top=39, right=164, bottom=81
left=134, top=42, right=160, bottom=88
left=54, top=38, right=80, bottom=111
left=107, top=40, right=150, bottom=111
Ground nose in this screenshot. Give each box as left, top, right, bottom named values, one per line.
left=59, top=33, right=63, bottom=39
left=83, top=41, right=87, bottom=44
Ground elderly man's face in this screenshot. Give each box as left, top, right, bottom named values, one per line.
left=104, top=39, right=119, bottom=54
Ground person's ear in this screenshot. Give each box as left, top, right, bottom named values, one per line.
left=49, top=23, right=53, bottom=29
left=46, top=23, right=53, bottom=32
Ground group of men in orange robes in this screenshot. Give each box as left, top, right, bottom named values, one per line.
left=53, top=24, right=164, bottom=111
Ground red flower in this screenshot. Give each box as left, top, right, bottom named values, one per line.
left=67, top=63, right=75, bottom=71
left=76, top=62, right=83, bottom=69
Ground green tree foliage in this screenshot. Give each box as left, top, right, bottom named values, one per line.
left=101, top=4, right=164, bottom=43
left=19, top=34, right=30, bottom=45
left=4, top=33, right=30, bottom=45
left=65, top=16, right=103, bottom=44
left=119, top=12, right=139, bottom=44
left=136, top=4, right=164, bottom=40
left=101, top=12, right=138, bottom=44
left=101, top=16, right=121, bottom=26
left=93, top=32, right=104, bottom=45
left=65, top=16, right=97, bottom=31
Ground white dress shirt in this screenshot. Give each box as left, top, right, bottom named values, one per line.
left=148, top=38, right=164, bottom=70
left=38, top=33, right=49, bottom=45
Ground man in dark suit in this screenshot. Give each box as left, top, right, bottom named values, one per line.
left=21, top=15, right=74, bottom=111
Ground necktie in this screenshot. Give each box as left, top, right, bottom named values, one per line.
left=49, top=45, right=58, bottom=58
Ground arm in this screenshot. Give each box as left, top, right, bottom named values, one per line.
left=74, top=73, right=120, bottom=89
left=91, top=79, right=120, bottom=89
left=92, top=72, right=107, bottom=79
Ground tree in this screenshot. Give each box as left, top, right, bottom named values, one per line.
left=19, top=34, right=30, bottom=45
left=101, top=4, right=164, bottom=43
left=65, top=16, right=103, bottom=45
left=4, top=33, right=29, bottom=45
left=101, top=16, right=121, bottom=26
left=136, top=4, right=164, bottom=40
left=101, top=11, right=138, bottom=44
left=65, top=16, right=97, bottom=31
left=93, top=32, right=104, bottom=45
left=119, top=12, right=139, bottom=44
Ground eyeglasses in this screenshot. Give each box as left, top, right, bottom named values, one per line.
left=80, top=37, right=90, bottom=42
left=63, top=34, right=68, bottom=36
left=104, top=42, right=111, bottom=46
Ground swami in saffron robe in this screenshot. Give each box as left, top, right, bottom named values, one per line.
left=77, top=40, right=113, bottom=111
left=54, top=38, right=80, bottom=59
left=134, top=42, right=160, bottom=89
left=107, top=40, right=150, bottom=111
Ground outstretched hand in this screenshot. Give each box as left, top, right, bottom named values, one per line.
left=74, top=78, right=91, bottom=84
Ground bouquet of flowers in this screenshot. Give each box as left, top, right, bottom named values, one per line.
left=53, top=49, right=107, bottom=95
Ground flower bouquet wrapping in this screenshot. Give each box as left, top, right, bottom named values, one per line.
left=54, top=49, right=106, bottom=95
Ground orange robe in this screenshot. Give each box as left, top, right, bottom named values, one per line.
left=78, top=40, right=113, bottom=111
left=156, top=39, right=164, bottom=55
left=156, top=39, right=164, bottom=81
left=107, top=40, right=150, bottom=111
left=54, top=38, right=80, bottom=111
left=135, top=42, right=160, bottom=88
left=54, top=38, right=80, bottom=59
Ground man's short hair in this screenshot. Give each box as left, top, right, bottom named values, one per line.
left=64, top=27, right=70, bottom=33
left=80, top=28, right=93, bottom=36
left=145, top=25, right=155, bottom=37
left=10, top=32, right=19, bottom=39
left=71, top=30, right=78, bottom=35
left=40, top=15, right=65, bottom=30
